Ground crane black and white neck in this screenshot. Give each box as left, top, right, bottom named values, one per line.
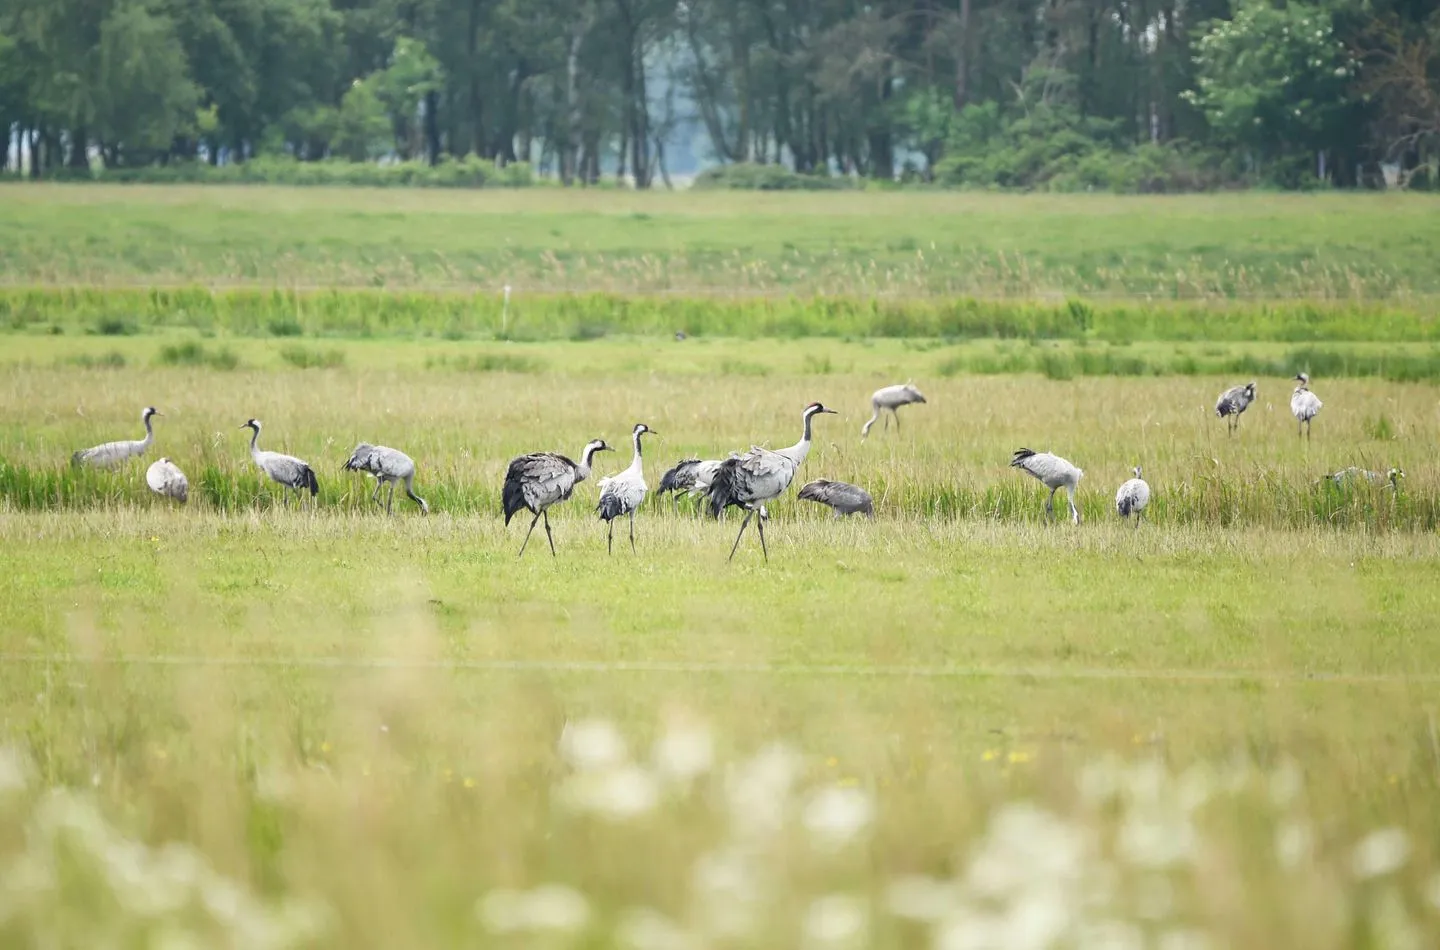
left=861, top=383, right=926, bottom=439
left=72, top=406, right=160, bottom=469
left=1010, top=448, right=1084, bottom=524
left=1214, top=381, right=1256, bottom=435
left=707, top=401, right=838, bottom=561
left=240, top=419, right=319, bottom=507
left=343, top=443, right=429, bottom=514
left=797, top=479, right=874, bottom=518
left=1114, top=465, right=1150, bottom=525
left=146, top=457, right=188, bottom=504
left=596, top=424, right=655, bottom=554
left=1291, top=373, right=1323, bottom=439
left=503, top=438, right=612, bottom=557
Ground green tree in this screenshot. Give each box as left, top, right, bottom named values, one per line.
left=92, top=0, right=199, bottom=159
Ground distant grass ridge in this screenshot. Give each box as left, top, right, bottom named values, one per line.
left=3, top=287, right=1438, bottom=344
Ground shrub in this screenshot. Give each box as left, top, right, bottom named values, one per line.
left=277, top=344, right=345, bottom=369
left=691, top=163, right=856, bottom=191
left=155, top=341, right=241, bottom=370
left=86, top=155, right=534, bottom=189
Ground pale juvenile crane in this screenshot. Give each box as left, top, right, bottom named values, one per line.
left=1114, top=465, right=1150, bottom=525
left=342, top=443, right=429, bottom=514
left=72, top=407, right=160, bottom=468
left=1214, top=381, right=1256, bottom=435
left=707, top=401, right=838, bottom=561
left=1291, top=373, right=1323, bottom=439
left=146, top=457, right=188, bottom=504
left=503, top=438, right=612, bottom=557
left=861, top=383, right=927, bottom=439
left=596, top=424, right=655, bottom=554
left=797, top=479, right=874, bottom=518
left=1010, top=448, right=1084, bottom=524
left=240, top=419, right=319, bottom=506
left=1322, top=466, right=1405, bottom=490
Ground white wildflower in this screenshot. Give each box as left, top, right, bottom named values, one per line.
left=1001, top=884, right=1076, bottom=950
left=1116, top=808, right=1194, bottom=869
left=933, top=908, right=1006, bottom=950
left=477, top=883, right=591, bottom=934
left=802, top=786, right=874, bottom=850
left=1134, top=874, right=1174, bottom=920
left=1074, top=918, right=1143, bottom=950
left=801, top=894, right=869, bottom=949
left=726, top=743, right=802, bottom=837
left=965, top=804, right=1090, bottom=900
left=1275, top=821, right=1313, bottom=869
left=559, top=719, right=628, bottom=772
left=652, top=716, right=714, bottom=785
left=1352, top=828, right=1411, bottom=880
left=0, top=746, right=30, bottom=795
left=884, top=874, right=959, bottom=922
left=615, top=907, right=701, bottom=950
left=1157, top=929, right=1212, bottom=950
left=1269, top=761, right=1303, bottom=806
left=557, top=764, right=659, bottom=821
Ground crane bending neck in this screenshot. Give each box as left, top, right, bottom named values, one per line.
left=248, top=425, right=262, bottom=458
left=629, top=430, right=646, bottom=468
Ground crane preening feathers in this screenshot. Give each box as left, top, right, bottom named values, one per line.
left=861, top=384, right=926, bottom=439
left=706, top=401, right=837, bottom=561
left=1214, top=382, right=1256, bottom=435
left=1010, top=448, right=1084, bottom=524
left=342, top=443, right=429, bottom=514
left=1115, top=465, right=1150, bottom=524
left=240, top=419, right=319, bottom=506
left=596, top=424, right=655, bottom=554
left=146, top=458, right=188, bottom=504
left=1291, top=373, right=1323, bottom=439
left=72, top=407, right=160, bottom=468
left=503, top=439, right=612, bottom=557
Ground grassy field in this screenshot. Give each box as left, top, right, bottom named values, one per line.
left=3, top=185, right=1440, bottom=297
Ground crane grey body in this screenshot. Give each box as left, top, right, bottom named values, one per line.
left=657, top=456, right=739, bottom=515
left=72, top=407, right=160, bottom=468
left=1291, top=373, right=1323, bottom=439
left=146, top=457, right=188, bottom=504
left=343, top=443, right=429, bottom=514
left=862, top=384, right=926, bottom=439
left=707, top=402, right=837, bottom=561
left=1323, top=466, right=1404, bottom=490
left=1010, top=448, right=1084, bottom=524
left=1114, top=465, right=1150, bottom=524
left=503, top=439, right=612, bottom=557
left=240, top=419, right=319, bottom=506
left=596, top=424, right=654, bottom=554
left=797, top=479, right=874, bottom=518
left=1214, top=382, right=1256, bottom=435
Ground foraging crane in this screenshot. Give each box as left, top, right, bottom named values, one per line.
left=596, top=424, right=654, bottom=554
left=1291, top=373, right=1323, bottom=439
left=707, top=402, right=838, bottom=561
left=240, top=419, right=319, bottom=506
left=72, top=407, right=160, bottom=468
left=797, top=479, right=874, bottom=518
left=503, top=438, right=612, bottom=557
left=861, top=384, right=927, bottom=439
left=145, top=457, right=188, bottom=504
left=1323, top=466, right=1405, bottom=490
left=342, top=443, right=429, bottom=514
left=1214, top=381, right=1256, bottom=435
left=1114, top=465, right=1150, bottom=524
left=657, top=456, right=737, bottom=514
left=1010, top=448, right=1084, bottom=524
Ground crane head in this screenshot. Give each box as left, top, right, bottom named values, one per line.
left=1294, top=372, right=1310, bottom=384
left=633, top=423, right=656, bottom=437
left=804, top=402, right=838, bottom=416
left=240, top=419, right=260, bottom=431
left=904, top=384, right=927, bottom=403
left=584, top=438, right=612, bottom=455
left=143, top=406, right=161, bottom=419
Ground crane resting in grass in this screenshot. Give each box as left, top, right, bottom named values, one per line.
left=343, top=443, right=429, bottom=514
left=503, top=438, right=612, bottom=557
left=72, top=407, right=160, bottom=468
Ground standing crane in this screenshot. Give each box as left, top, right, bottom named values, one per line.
left=1114, top=465, right=1150, bottom=525
left=861, top=384, right=927, bottom=439
left=797, top=479, right=874, bottom=518
left=1010, top=448, right=1084, bottom=524
left=596, top=424, right=655, bottom=553
left=72, top=407, right=160, bottom=468
left=342, top=443, right=429, bottom=514
left=503, top=438, right=612, bottom=557
left=1291, top=373, right=1323, bottom=439
left=707, top=402, right=838, bottom=561
left=146, top=457, right=188, bottom=504
left=1214, top=381, right=1257, bottom=435
left=240, top=419, right=319, bottom=506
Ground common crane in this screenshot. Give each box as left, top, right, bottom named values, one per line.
left=657, top=456, right=736, bottom=514
left=503, top=439, right=612, bottom=557
left=1010, top=448, right=1084, bottom=524
left=596, top=424, right=654, bottom=553
left=145, top=457, right=188, bottom=504
left=861, top=384, right=926, bottom=439
left=342, top=443, right=429, bottom=514
left=797, top=479, right=874, bottom=518
left=1323, top=466, right=1405, bottom=490
left=707, top=402, right=838, bottom=561
left=240, top=419, right=319, bottom=506
left=1291, top=373, right=1323, bottom=439
left=1114, top=465, right=1150, bottom=524
left=72, top=407, right=160, bottom=468
left=1214, top=382, right=1256, bottom=435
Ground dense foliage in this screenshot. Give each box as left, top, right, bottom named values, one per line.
left=1, top=0, right=1438, bottom=190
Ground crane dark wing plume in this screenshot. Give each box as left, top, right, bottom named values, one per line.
left=705, top=457, right=744, bottom=519
left=658, top=459, right=702, bottom=494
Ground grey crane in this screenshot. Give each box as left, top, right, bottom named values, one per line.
left=707, top=401, right=838, bottom=561
left=1322, top=466, right=1405, bottom=490
left=72, top=407, right=160, bottom=468
left=240, top=419, right=319, bottom=506
left=596, top=424, right=655, bottom=554
left=657, top=456, right=738, bottom=514
left=1114, top=465, right=1150, bottom=524
left=503, top=438, right=612, bottom=557
left=342, top=443, right=429, bottom=514
left=1214, top=381, right=1256, bottom=435
left=861, top=383, right=927, bottom=439
left=146, top=457, right=188, bottom=504
left=1010, top=448, right=1084, bottom=524
left=1291, top=373, right=1323, bottom=439
left=797, top=479, right=874, bottom=518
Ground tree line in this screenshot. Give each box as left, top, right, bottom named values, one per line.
left=1, top=0, right=1437, bottom=190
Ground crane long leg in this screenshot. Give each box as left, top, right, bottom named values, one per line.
left=629, top=510, right=636, bottom=553
left=756, top=508, right=769, bottom=561
left=607, top=518, right=614, bottom=555
left=371, top=480, right=383, bottom=506
left=543, top=510, right=557, bottom=556
left=727, top=509, right=755, bottom=562
left=893, top=408, right=901, bottom=432
left=1045, top=487, right=1056, bottom=521
left=518, top=510, right=541, bottom=558
left=1066, top=486, right=1080, bottom=525
left=386, top=481, right=396, bottom=515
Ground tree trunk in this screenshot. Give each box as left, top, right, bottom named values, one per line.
left=68, top=128, right=89, bottom=170
left=630, top=42, right=650, bottom=188
left=954, top=0, right=971, bottom=110
left=563, top=18, right=588, bottom=184
left=424, top=90, right=441, bottom=165
left=468, top=0, right=485, bottom=156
